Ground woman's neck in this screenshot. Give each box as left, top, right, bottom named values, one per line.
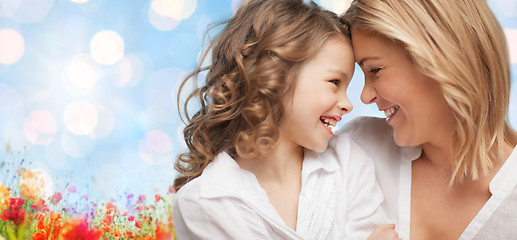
left=420, top=137, right=514, bottom=186
left=420, top=141, right=453, bottom=172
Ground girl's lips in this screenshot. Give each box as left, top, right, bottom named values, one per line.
left=320, top=115, right=341, bottom=135
left=320, top=120, right=334, bottom=135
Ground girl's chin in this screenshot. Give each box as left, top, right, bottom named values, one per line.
left=311, top=142, right=329, bottom=153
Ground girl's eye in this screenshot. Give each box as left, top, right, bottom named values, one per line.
left=329, top=79, right=340, bottom=86
left=369, top=67, right=382, bottom=74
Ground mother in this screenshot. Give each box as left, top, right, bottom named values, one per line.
left=340, top=0, right=517, bottom=239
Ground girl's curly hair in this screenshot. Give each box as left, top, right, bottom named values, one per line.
left=174, top=0, right=349, bottom=190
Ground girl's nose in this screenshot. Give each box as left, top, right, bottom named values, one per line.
left=338, top=95, right=353, bottom=114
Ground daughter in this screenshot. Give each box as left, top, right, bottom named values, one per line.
left=173, top=0, right=398, bottom=239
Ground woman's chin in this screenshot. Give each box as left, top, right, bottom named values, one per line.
left=393, top=132, right=416, bottom=147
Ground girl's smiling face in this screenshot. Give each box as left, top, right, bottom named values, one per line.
left=351, top=29, right=455, bottom=147
left=280, top=36, right=355, bottom=153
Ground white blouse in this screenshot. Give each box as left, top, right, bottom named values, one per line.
left=173, top=131, right=387, bottom=240
left=339, top=116, right=517, bottom=240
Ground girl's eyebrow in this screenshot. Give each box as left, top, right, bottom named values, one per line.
left=328, top=69, right=350, bottom=80
left=358, top=57, right=380, bottom=67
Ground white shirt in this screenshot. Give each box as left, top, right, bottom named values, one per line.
left=173, top=131, right=386, bottom=240
left=339, top=116, right=517, bottom=240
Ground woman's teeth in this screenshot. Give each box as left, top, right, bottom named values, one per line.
left=384, top=105, right=399, bottom=118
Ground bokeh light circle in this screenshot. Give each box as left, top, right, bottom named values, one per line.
left=149, top=4, right=181, bottom=31
left=3, top=0, right=54, bottom=23
left=504, top=29, right=517, bottom=64
left=64, top=100, right=98, bottom=135
left=0, top=0, right=21, bottom=18
left=23, top=110, right=57, bottom=145
left=139, top=130, right=173, bottom=165
left=0, top=29, right=25, bottom=64
left=91, top=104, right=115, bottom=139
left=90, top=30, right=125, bottom=65
left=18, top=168, right=54, bottom=198
left=151, top=0, right=197, bottom=20
left=61, top=133, right=95, bottom=158
left=65, top=54, right=100, bottom=91
left=116, top=55, right=144, bottom=87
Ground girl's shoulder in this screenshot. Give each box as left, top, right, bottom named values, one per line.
left=175, top=152, right=248, bottom=203
left=333, top=116, right=421, bottom=163
left=332, top=116, right=394, bottom=149
left=337, top=116, right=392, bottom=138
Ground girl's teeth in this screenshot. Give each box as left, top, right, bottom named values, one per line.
left=321, top=118, right=337, bottom=127
left=320, top=117, right=339, bottom=133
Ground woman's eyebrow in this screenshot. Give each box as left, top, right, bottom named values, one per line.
left=358, top=57, right=380, bottom=66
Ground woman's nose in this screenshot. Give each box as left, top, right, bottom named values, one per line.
left=361, top=79, right=377, bottom=104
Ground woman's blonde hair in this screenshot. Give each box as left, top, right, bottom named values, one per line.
left=174, top=0, right=349, bottom=190
left=344, top=0, right=517, bottom=184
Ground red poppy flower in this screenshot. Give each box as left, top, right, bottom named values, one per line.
left=0, top=197, right=26, bottom=226
left=32, top=212, right=63, bottom=240
left=32, top=198, right=49, bottom=213
left=135, top=220, right=142, bottom=228
left=50, top=192, right=63, bottom=206
left=59, top=215, right=102, bottom=240
left=155, top=223, right=175, bottom=240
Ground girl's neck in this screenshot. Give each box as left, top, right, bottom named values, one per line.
left=236, top=138, right=304, bottom=183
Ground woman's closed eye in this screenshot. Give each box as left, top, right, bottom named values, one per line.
left=369, top=67, right=382, bottom=74
left=329, top=79, right=341, bottom=86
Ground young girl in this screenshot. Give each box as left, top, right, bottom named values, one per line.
left=173, top=0, right=398, bottom=239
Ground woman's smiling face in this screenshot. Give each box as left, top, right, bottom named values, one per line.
left=351, top=28, right=455, bottom=147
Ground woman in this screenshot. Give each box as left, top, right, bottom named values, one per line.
left=340, top=0, right=517, bottom=239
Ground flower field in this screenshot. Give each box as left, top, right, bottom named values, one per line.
left=0, top=149, right=176, bottom=240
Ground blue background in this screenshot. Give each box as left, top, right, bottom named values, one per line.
left=0, top=0, right=516, bottom=201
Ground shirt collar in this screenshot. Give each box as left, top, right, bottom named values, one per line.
left=489, top=145, right=517, bottom=195
left=302, top=148, right=340, bottom=174
left=199, top=152, right=254, bottom=199
left=403, top=145, right=422, bottom=162
left=198, top=149, right=340, bottom=199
